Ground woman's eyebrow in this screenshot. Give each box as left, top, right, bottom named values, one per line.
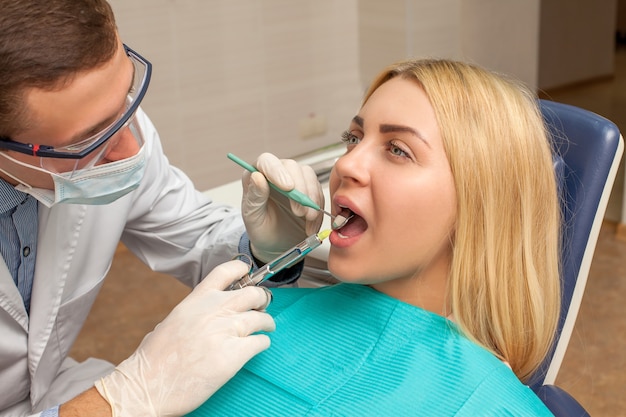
left=380, top=123, right=430, bottom=147
left=352, top=115, right=430, bottom=147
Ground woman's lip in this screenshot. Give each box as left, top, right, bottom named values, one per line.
left=329, top=194, right=367, bottom=247
left=332, top=195, right=362, bottom=218
left=329, top=227, right=363, bottom=248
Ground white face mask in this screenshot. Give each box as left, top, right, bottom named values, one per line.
left=0, top=146, right=146, bottom=208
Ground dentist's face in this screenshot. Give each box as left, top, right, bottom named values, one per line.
left=328, top=77, right=457, bottom=310
left=0, top=40, right=140, bottom=189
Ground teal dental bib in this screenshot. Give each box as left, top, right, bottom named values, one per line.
left=187, top=284, right=551, bottom=416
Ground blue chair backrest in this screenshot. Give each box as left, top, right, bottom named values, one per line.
left=527, top=100, right=623, bottom=391
left=535, top=384, right=592, bottom=416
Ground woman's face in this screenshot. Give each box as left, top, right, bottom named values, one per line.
left=328, top=77, right=457, bottom=309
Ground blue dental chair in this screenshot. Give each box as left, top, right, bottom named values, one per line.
left=528, top=100, right=624, bottom=415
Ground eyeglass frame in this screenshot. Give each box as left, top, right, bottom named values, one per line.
left=0, top=44, right=152, bottom=160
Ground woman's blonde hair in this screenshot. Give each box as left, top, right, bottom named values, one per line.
left=363, top=59, right=561, bottom=382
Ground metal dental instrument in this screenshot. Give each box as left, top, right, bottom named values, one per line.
left=227, top=153, right=349, bottom=229
left=228, top=229, right=332, bottom=290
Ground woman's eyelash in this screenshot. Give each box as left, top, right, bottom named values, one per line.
left=389, top=140, right=409, bottom=158
left=340, top=130, right=360, bottom=144
left=340, top=131, right=412, bottom=160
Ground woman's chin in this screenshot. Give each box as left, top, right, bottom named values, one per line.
left=327, top=263, right=372, bottom=285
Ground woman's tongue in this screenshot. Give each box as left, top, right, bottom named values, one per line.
left=336, top=214, right=367, bottom=238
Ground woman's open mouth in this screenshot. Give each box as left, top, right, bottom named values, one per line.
left=333, top=207, right=368, bottom=239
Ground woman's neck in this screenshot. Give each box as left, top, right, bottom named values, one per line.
left=369, top=259, right=451, bottom=317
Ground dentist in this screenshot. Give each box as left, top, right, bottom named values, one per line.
left=0, top=1, right=323, bottom=416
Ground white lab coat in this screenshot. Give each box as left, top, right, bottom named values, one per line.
left=0, top=109, right=245, bottom=416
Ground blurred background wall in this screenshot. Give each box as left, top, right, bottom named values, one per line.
left=109, top=0, right=618, bottom=193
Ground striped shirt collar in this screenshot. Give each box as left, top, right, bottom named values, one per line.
left=0, top=179, right=30, bottom=214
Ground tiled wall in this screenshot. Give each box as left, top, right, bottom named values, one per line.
left=357, top=0, right=541, bottom=90
left=539, top=0, right=617, bottom=90
left=112, top=1, right=603, bottom=193
left=109, top=1, right=363, bottom=191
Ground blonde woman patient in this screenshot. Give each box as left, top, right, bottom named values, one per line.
left=187, top=59, right=560, bottom=416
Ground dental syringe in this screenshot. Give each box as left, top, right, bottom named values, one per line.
left=229, top=229, right=332, bottom=290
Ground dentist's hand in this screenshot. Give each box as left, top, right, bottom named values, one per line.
left=241, top=152, right=324, bottom=263
left=94, top=260, right=274, bottom=417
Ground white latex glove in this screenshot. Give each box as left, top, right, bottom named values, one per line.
left=242, top=152, right=324, bottom=262
left=94, top=260, right=275, bottom=417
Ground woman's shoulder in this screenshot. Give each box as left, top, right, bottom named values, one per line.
left=455, top=365, right=553, bottom=416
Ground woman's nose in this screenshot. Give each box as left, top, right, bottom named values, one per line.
left=331, top=142, right=371, bottom=186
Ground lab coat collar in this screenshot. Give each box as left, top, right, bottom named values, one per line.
left=0, top=260, right=29, bottom=331
left=28, top=203, right=87, bottom=404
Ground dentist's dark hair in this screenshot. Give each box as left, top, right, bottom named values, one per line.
left=0, top=0, right=118, bottom=138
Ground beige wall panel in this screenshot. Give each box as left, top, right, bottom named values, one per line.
left=109, top=0, right=361, bottom=191
left=460, top=0, right=540, bottom=89
left=539, top=0, right=617, bottom=90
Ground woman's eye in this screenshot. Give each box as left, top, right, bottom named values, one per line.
left=340, top=130, right=361, bottom=145
left=389, top=141, right=409, bottom=158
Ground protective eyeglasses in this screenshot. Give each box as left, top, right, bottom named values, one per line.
left=0, top=45, right=151, bottom=173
